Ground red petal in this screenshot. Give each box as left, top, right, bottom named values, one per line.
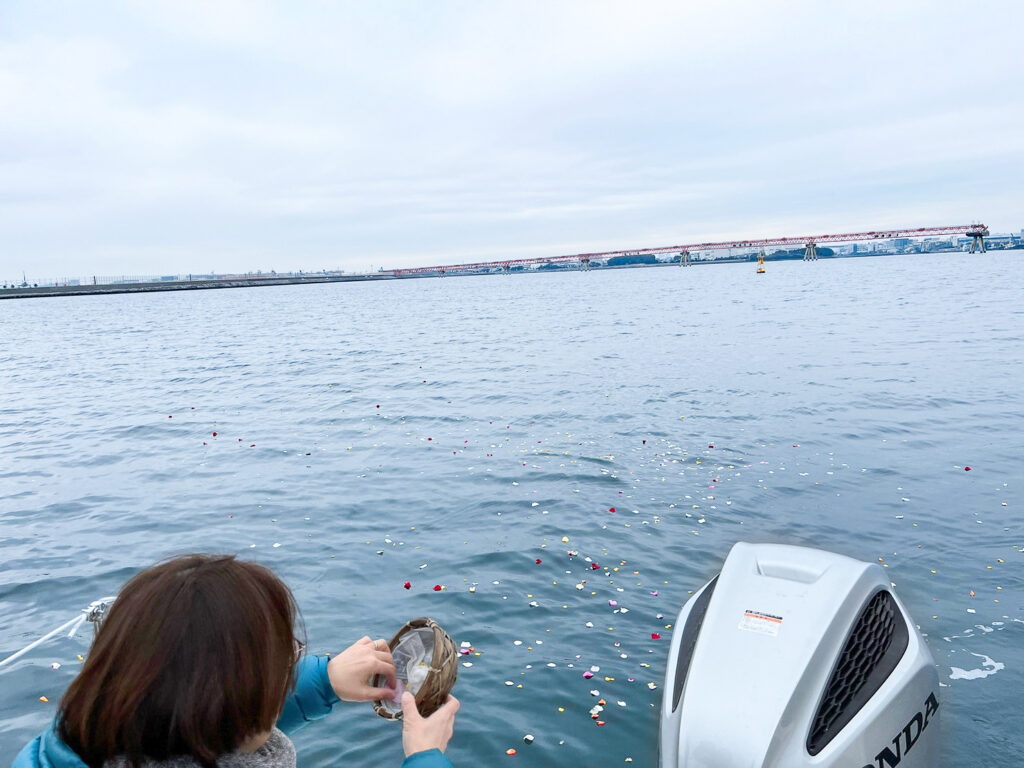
left=404, top=582, right=411, bottom=590
left=652, top=633, right=662, bottom=640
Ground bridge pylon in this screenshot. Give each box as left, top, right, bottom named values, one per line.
left=804, top=242, right=818, bottom=261
left=968, top=228, right=988, bottom=253
left=580, top=257, right=591, bottom=271
left=678, top=250, right=690, bottom=267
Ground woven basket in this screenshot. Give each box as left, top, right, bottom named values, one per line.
left=373, top=617, right=458, bottom=720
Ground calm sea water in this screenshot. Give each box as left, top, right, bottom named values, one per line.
left=1, top=253, right=1021, bottom=766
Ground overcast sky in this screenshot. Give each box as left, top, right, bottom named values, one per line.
left=1, top=1, right=1022, bottom=279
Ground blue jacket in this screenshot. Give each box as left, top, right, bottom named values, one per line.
left=12, top=656, right=452, bottom=768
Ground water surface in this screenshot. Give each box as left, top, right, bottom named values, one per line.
left=1, top=253, right=1021, bottom=765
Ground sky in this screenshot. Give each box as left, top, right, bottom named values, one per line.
left=1, top=1, right=1022, bottom=279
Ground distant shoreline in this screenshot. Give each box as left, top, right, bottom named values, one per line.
left=2, top=248, right=1018, bottom=300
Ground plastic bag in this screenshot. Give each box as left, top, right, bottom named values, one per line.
left=377, top=627, right=435, bottom=716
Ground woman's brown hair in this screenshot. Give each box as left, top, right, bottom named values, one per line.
left=58, top=554, right=301, bottom=768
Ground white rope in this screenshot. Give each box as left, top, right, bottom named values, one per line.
left=0, top=596, right=117, bottom=669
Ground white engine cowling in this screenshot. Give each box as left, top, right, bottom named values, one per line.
left=659, top=542, right=939, bottom=768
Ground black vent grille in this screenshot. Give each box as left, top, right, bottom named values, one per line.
left=671, top=576, right=718, bottom=712
left=806, top=590, right=909, bottom=755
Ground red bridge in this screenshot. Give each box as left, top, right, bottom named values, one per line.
left=389, top=224, right=989, bottom=275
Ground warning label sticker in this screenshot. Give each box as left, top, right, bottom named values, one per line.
left=738, top=609, right=783, bottom=637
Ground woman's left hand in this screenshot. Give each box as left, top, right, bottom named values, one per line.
left=327, top=636, right=398, bottom=702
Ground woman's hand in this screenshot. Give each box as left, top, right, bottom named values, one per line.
left=401, top=692, right=459, bottom=757
left=327, top=636, right=398, bottom=702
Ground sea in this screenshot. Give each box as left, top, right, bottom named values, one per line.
left=1, top=251, right=1021, bottom=766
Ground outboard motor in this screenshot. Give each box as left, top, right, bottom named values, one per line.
left=660, top=543, right=939, bottom=767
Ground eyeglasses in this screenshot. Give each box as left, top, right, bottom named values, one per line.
left=293, top=638, right=306, bottom=662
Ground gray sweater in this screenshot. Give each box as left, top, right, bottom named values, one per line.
left=103, top=729, right=296, bottom=768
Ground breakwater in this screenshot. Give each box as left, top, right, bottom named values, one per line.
left=0, top=273, right=399, bottom=300
left=0, top=255, right=855, bottom=301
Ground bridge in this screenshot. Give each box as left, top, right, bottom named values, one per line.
left=1, top=223, right=991, bottom=300
left=389, top=224, right=989, bottom=276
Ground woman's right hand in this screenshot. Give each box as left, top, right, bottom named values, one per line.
left=327, top=636, right=398, bottom=702
left=401, top=691, right=459, bottom=757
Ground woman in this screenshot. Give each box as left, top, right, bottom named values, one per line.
left=13, top=555, right=459, bottom=768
